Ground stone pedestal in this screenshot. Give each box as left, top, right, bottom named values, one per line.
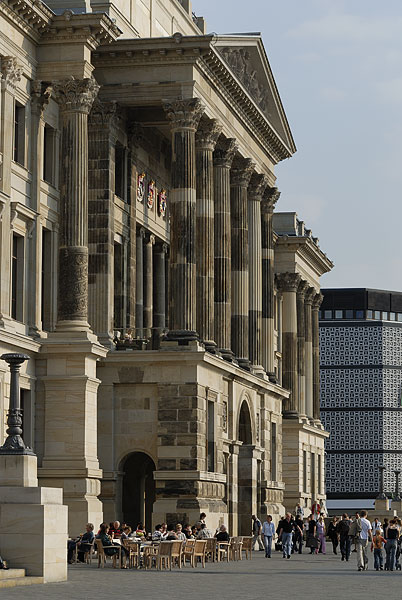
left=0, top=454, right=67, bottom=583
left=375, top=497, right=390, bottom=512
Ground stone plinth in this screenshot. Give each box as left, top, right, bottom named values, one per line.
left=375, top=497, right=390, bottom=512
left=0, top=455, right=38, bottom=487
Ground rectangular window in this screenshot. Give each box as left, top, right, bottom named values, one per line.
left=303, top=450, right=307, bottom=493
left=271, top=422, right=277, bottom=481
left=335, top=310, right=343, bottom=319
left=311, top=452, right=316, bottom=496
left=13, top=102, right=25, bottom=166
left=11, top=233, right=24, bottom=321
left=345, top=310, right=353, bottom=319
left=356, top=310, right=364, bottom=319
left=398, top=314, right=402, bottom=322
left=324, top=310, right=332, bottom=319
left=367, top=310, right=373, bottom=319
left=382, top=312, right=388, bottom=321
left=113, top=242, right=123, bottom=330
left=20, top=389, right=33, bottom=450
left=115, top=143, right=126, bottom=200
left=318, top=454, right=322, bottom=495
left=207, top=400, right=215, bottom=472
left=41, top=229, right=52, bottom=331
left=374, top=310, right=381, bottom=320
left=390, top=312, right=396, bottom=321
left=43, top=124, right=56, bottom=185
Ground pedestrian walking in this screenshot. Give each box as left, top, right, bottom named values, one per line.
left=384, top=519, right=399, bottom=571
left=354, top=510, right=372, bottom=572
left=327, top=516, right=339, bottom=555
left=262, top=515, right=275, bottom=558
left=251, top=514, right=264, bottom=551
left=337, top=513, right=351, bottom=561
left=294, top=515, right=304, bottom=554
left=306, top=514, right=319, bottom=554
left=371, top=529, right=385, bottom=571
left=371, top=518, right=382, bottom=535
left=317, top=515, right=326, bottom=554
left=278, top=513, right=301, bottom=559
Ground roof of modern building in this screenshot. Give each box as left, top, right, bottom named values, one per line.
left=321, top=288, right=402, bottom=312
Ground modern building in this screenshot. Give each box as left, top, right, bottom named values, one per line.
left=320, top=288, right=402, bottom=513
left=0, top=0, right=332, bottom=536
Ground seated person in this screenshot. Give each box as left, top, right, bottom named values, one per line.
left=191, top=525, right=198, bottom=538
left=108, top=520, right=123, bottom=539
left=184, top=525, right=194, bottom=539
left=152, top=524, right=163, bottom=541
left=160, top=523, right=168, bottom=539
left=166, top=524, right=178, bottom=540
left=67, top=523, right=95, bottom=564
left=135, top=522, right=146, bottom=538
left=96, top=524, right=129, bottom=566
left=215, top=525, right=230, bottom=542
left=176, top=524, right=187, bottom=541
left=197, top=523, right=214, bottom=539
left=121, top=526, right=133, bottom=541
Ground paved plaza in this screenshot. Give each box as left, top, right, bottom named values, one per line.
left=5, top=551, right=402, bottom=600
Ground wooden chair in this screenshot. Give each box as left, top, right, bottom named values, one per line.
left=193, top=540, right=207, bottom=568
left=205, top=538, right=217, bottom=562
left=95, top=539, right=121, bottom=568
left=182, top=539, right=196, bottom=566
left=123, top=540, right=140, bottom=569
left=217, top=541, right=230, bottom=562
left=170, top=540, right=184, bottom=569
left=144, top=544, right=159, bottom=570
left=241, top=537, right=253, bottom=560
left=156, top=541, right=173, bottom=570
left=230, top=537, right=243, bottom=561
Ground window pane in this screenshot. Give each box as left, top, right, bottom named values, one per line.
left=356, top=310, right=364, bottom=319
left=345, top=310, right=353, bottom=319
left=367, top=310, right=373, bottom=319
left=390, top=312, right=396, bottom=321
left=374, top=311, right=381, bottom=320
left=398, top=314, right=402, bottom=322
left=335, top=310, right=343, bottom=319
left=324, top=310, right=332, bottom=319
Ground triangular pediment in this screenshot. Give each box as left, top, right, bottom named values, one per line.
left=214, top=35, right=296, bottom=155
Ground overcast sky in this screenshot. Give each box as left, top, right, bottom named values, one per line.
left=197, top=0, right=402, bottom=291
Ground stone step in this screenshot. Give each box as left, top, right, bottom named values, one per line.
left=0, top=570, right=44, bottom=588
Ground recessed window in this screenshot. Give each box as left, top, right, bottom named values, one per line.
left=11, top=233, right=24, bottom=321
left=271, top=422, right=277, bottom=481
left=13, top=101, right=25, bottom=166
left=374, top=311, right=381, bottom=320
left=345, top=310, right=353, bottom=319
left=41, top=229, right=52, bottom=331
left=335, top=310, right=343, bottom=319
left=318, top=310, right=322, bottom=320
left=324, top=310, right=332, bottom=319
left=367, top=310, right=373, bottom=319
left=356, top=310, right=364, bottom=319
left=115, top=143, right=126, bottom=200
left=43, top=124, right=57, bottom=185
left=398, top=314, right=402, bottom=322
left=390, top=312, right=396, bottom=321
left=382, top=312, right=388, bottom=320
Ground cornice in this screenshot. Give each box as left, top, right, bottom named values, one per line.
left=40, top=12, right=121, bottom=49
left=275, top=236, right=334, bottom=276
left=0, top=0, right=52, bottom=42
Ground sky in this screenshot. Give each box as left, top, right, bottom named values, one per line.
left=196, top=0, right=402, bottom=291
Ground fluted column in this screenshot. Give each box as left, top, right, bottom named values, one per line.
left=195, top=117, right=222, bottom=350
left=144, top=233, right=155, bottom=339
left=312, top=292, right=323, bottom=422
left=53, top=78, right=99, bottom=330
left=135, top=227, right=145, bottom=338
left=154, top=242, right=168, bottom=334
left=163, top=98, right=204, bottom=342
left=297, top=281, right=309, bottom=418
left=230, top=157, right=255, bottom=369
left=261, top=187, right=280, bottom=379
left=213, top=137, right=237, bottom=360
left=304, top=288, right=315, bottom=420
left=247, top=173, right=268, bottom=374
left=276, top=272, right=301, bottom=417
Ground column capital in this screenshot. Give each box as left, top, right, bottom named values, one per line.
left=196, top=117, right=222, bottom=151
left=304, top=287, right=316, bottom=306
left=275, top=272, right=301, bottom=293
left=89, top=98, right=120, bottom=131
left=312, top=292, right=324, bottom=311
left=297, top=280, right=310, bottom=300
left=213, top=137, right=238, bottom=168
left=30, top=80, right=52, bottom=116
left=1, top=56, right=22, bottom=92
left=53, top=77, right=100, bottom=114
left=163, top=97, right=204, bottom=132
left=230, top=157, right=255, bottom=188
left=261, top=186, right=281, bottom=214
left=156, top=242, right=168, bottom=254
left=147, top=233, right=156, bottom=246
left=248, top=173, right=269, bottom=200
left=138, top=227, right=146, bottom=239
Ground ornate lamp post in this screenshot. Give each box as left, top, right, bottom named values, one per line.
left=0, top=353, right=34, bottom=455
left=394, top=470, right=401, bottom=501
left=376, top=466, right=387, bottom=500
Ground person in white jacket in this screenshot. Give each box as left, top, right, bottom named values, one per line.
left=262, top=515, right=276, bottom=558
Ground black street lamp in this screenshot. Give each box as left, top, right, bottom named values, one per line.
left=376, top=466, right=387, bottom=500
left=0, top=353, right=34, bottom=455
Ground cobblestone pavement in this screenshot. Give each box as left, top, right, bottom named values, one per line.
left=5, top=550, right=402, bottom=600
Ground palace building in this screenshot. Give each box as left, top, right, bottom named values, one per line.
left=0, top=0, right=332, bottom=535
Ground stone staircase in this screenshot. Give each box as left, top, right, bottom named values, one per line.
left=0, top=568, right=43, bottom=588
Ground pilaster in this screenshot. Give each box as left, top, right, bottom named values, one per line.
left=154, top=242, right=168, bottom=336
left=297, top=280, right=309, bottom=420
left=312, top=292, right=323, bottom=423
left=144, top=233, right=155, bottom=339
left=304, top=288, right=315, bottom=420
left=135, top=227, right=145, bottom=339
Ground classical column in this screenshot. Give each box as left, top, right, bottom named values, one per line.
left=248, top=173, right=268, bottom=374
left=230, top=157, right=255, bottom=369
left=0, top=57, right=22, bottom=325
left=195, top=117, right=222, bottom=350
left=154, top=242, right=168, bottom=335
left=261, top=187, right=280, bottom=379
left=312, top=292, right=323, bottom=422
left=297, top=281, right=309, bottom=418
left=276, top=272, right=301, bottom=417
left=135, top=227, right=145, bottom=338
left=213, top=137, right=237, bottom=360
left=88, top=99, right=118, bottom=344
left=304, top=287, right=315, bottom=420
left=163, top=98, right=204, bottom=342
left=53, top=77, right=100, bottom=331
left=144, top=233, right=155, bottom=339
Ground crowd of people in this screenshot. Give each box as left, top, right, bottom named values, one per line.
left=258, top=505, right=402, bottom=572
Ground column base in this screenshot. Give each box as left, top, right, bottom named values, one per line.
left=267, top=371, right=278, bottom=384
left=250, top=364, right=266, bottom=378
left=282, top=410, right=299, bottom=420
left=237, top=357, right=250, bottom=371
left=219, top=348, right=236, bottom=363
left=166, top=329, right=199, bottom=343
left=204, top=340, right=220, bottom=355
left=55, top=319, right=91, bottom=333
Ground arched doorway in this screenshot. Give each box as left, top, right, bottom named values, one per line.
left=238, top=401, right=254, bottom=535
left=121, top=452, right=156, bottom=531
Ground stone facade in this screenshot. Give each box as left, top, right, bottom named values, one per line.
left=0, top=0, right=332, bottom=536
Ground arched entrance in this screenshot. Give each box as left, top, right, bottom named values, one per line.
left=121, top=452, right=156, bottom=531
left=237, top=401, right=254, bottom=535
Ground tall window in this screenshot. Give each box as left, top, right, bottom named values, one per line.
left=113, top=242, right=123, bottom=331
left=41, top=229, right=52, bottom=331
left=11, top=233, right=24, bottom=321
left=20, top=389, right=33, bottom=450
left=311, top=452, right=316, bottom=497
left=13, top=101, right=25, bottom=165
left=271, top=422, right=277, bottom=481
left=43, top=124, right=56, bottom=185
left=318, top=454, right=322, bottom=495
left=115, top=143, right=126, bottom=200
left=207, top=400, right=215, bottom=472
left=303, top=450, right=307, bottom=493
